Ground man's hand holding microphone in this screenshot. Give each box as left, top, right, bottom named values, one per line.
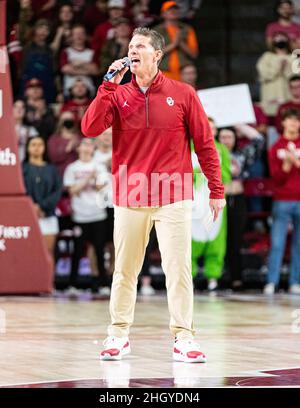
left=103, top=57, right=130, bottom=84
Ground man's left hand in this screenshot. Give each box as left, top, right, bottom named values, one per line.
left=209, top=198, right=226, bottom=222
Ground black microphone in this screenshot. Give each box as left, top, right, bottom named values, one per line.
left=103, top=57, right=131, bottom=82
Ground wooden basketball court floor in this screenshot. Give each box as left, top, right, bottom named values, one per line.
left=0, top=292, right=300, bottom=388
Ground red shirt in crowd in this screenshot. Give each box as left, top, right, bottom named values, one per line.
left=83, top=4, right=108, bottom=36
left=268, top=135, right=300, bottom=201
left=91, top=21, right=114, bottom=60
left=81, top=71, right=224, bottom=207
left=266, top=21, right=300, bottom=44
left=47, top=134, right=79, bottom=178
left=253, top=104, right=268, bottom=127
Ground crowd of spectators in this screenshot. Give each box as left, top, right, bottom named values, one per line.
left=7, top=0, right=300, bottom=295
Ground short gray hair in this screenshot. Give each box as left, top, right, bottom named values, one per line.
left=132, top=27, right=165, bottom=64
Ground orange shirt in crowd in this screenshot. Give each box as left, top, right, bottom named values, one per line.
left=163, top=25, right=198, bottom=81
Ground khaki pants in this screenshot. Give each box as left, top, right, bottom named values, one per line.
left=108, top=200, right=195, bottom=340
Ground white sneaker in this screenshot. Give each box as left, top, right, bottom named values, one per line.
left=173, top=339, right=207, bottom=363
left=263, top=283, right=275, bottom=295
left=100, top=336, right=131, bottom=361
left=208, top=279, right=218, bottom=291
left=98, top=286, right=111, bottom=296
left=140, top=285, right=156, bottom=296
left=289, top=284, right=300, bottom=294
left=64, top=286, right=81, bottom=297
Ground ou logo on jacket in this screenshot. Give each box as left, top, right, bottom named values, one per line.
left=166, top=96, right=174, bottom=106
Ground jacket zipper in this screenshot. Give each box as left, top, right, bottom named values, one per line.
left=145, top=94, right=149, bottom=128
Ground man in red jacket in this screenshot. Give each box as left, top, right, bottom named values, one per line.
left=82, top=27, right=226, bottom=363
left=264, top=108, right=300, bottom=295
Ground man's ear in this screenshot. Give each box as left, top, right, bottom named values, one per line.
left=155, top=49, right=163, bottom=64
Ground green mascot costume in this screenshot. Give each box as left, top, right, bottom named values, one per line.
left=191, top=141, right=231, bottom=281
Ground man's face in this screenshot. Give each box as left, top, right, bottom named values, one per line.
left=289, top=80, right=300, bottom=99
left=128, top=35, right=161, bottom=75
left=278, top=2, right=294, bottom=19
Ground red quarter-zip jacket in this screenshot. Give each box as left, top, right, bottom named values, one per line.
left=268, top=135, right=300, bottom=201
left=81, top=71, right=224, bottom=207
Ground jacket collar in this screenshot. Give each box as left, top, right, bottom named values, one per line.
left=130, top=70, right=165, bottom=92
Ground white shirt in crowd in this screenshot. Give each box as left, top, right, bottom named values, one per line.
left=63, top=159, right=109, bottom=223
left=93, top=149, right=113, bottom=207
left=61, top=47, right=96, bottom=96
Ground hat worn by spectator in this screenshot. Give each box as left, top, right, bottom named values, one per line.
left=107, top=0, right=125, bottom=9
left=68, top=76, right=94, bottom=94
left=161, top=1, right=179, bottom=13
left=70, top=76, right=90, bottom=90
left=25, top=78, right=43, bottom=89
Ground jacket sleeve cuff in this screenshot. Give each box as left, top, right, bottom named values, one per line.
left=100, top=81, right=119, bottom=92
left=209, top=192, right=225, bottom=199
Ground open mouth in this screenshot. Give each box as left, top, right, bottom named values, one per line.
left=131, top=58, right=140, bottom=65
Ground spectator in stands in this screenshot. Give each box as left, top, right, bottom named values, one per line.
left=20, top=18, right=56, bottom=103
left=266, top=0, right=300, bottom=50
left=67, top=0, right=86, bottom=18
left=264, top=108, right=300, bottom=295
left=13, top=99, right=38, bottom=162
left=180, top=63, right=198, bottom=89
left=19, top=0, right=34, bottom=45
left=50, top=3, right=75, bottom=57
left=154, top=1, right=198, bottom=81
left=100, top=18, right=132, bottom=83
left=61, top=77, right=92, bottom=128
left=245, top=104, right=269, bottom=219
left=24, top=78, right=44, bottom=105
left=94, top=128, right=114, bottom=275
left=25, top=97, right=56, bottom=142
left=91, top=0, right=126, bottom=61
left=252, top=104, right=269, bottom=136
left=191, top=117, right=231, bottom=292
left=132, top=0, right=156, bottom=27
left=63, top=138, right=110, bottom=296
left=256, top=31, right=293, bottom=116
left=47, top=111, right=80, bottom=177
left=276, top=75, right=300, bottom=133
left=218, top=125, right=265, bottom=290
left=83, top=0, right=108, bottom=37
left=60, top=24, right=99, bottom=98
left=23, top=135, right=62, bottom=273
